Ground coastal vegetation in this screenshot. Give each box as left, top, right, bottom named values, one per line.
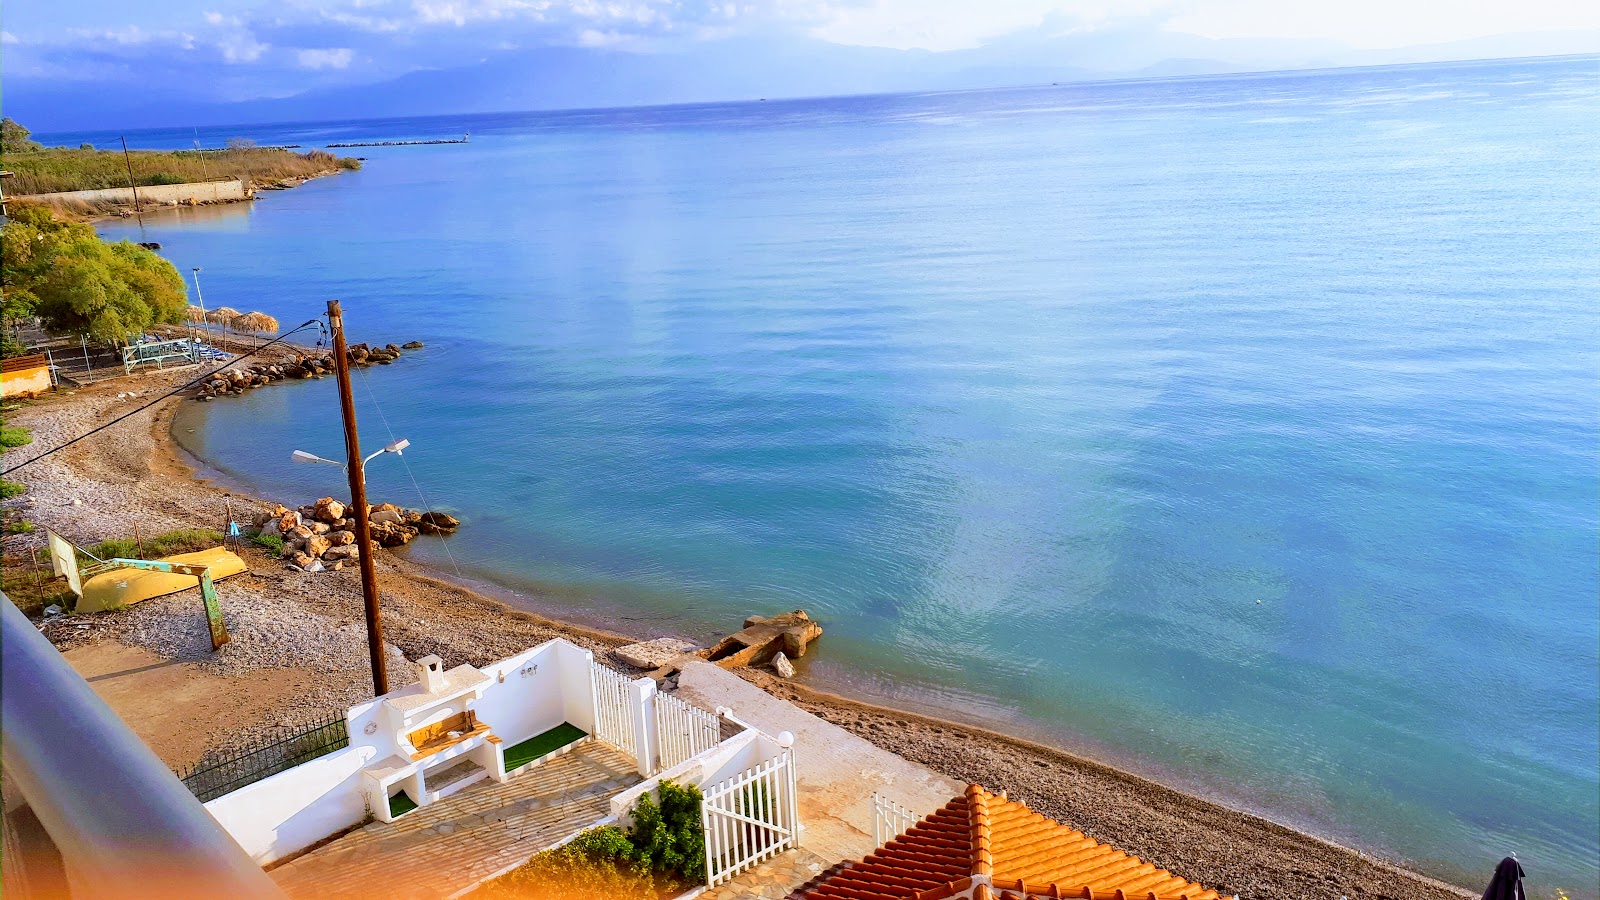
left=85, top=528, right=224, bottom=563
left=1, top=118, right=360, bottom=195
left=1, top=205, right=187, bottom=348
left=0, top=425, right=32, bottom=448
left=470, top=781, right=705, bottom=899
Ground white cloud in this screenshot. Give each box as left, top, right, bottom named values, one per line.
left=0, top=31, right=18, bottom=45
left=1163, top=0, right=1600, bottom=49
left=799, top=0, right=1600, bottom=52
left=297, top=47, right=355, bottom=68
left=218, top=32, right=269, bottom=62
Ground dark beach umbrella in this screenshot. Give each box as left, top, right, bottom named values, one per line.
left=1481, top=856, right=1525, bottom=900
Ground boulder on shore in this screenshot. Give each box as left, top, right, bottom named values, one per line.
left=402, top=341, right=425, bottom=349
left=771, top=651, right=796, bottom=678
left=312, top=497, right=346, bottom=523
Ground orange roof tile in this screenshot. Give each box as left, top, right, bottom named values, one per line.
left=796, top=785, right=1222, bottom=900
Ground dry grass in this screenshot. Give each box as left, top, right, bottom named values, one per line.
left=2, top=147, right=359, bottom=195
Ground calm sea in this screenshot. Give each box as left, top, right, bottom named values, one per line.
left=74, top=56, right=1599, bottom=896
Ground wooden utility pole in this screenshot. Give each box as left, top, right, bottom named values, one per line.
left=327, top=300, right=389, bottom=696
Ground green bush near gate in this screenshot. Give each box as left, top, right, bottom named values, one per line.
left=0, top=426, right=32, bottom=449
left=466, top=780, right=705, bottom=900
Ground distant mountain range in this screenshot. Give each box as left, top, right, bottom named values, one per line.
left=11, top=28, right=1598, bottom=133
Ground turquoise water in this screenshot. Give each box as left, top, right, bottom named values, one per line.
left=82, top=57, right=1598, bottom=896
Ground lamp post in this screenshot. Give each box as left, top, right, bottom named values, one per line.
left=290, top=434, right=410, bottom=697
left=190, top=268, right=206, bottom=345
left=190, top=268, right=206, bottom=317
left=292, top=440, right=410, bottom=472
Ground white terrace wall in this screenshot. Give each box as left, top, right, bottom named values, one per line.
left=22, top=179, right=250, bottom=207
left=204, top=638, right=608, bottom=864
left=475, top=641, right=576, bottom=747
left=203, top=744, right=378, bottom=865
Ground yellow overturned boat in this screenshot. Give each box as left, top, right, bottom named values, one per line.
left=77, top=547, right=247, bottom=614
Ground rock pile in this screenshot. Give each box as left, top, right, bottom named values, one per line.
left=194, top=341, right=424, bottom=400
left=255, top=497, right=460, bottom=573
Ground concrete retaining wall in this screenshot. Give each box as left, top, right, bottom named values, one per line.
left=22, top=179, right=250, bottom=206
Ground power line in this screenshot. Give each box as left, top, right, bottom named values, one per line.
left=2, top=320, right=323, bottom=477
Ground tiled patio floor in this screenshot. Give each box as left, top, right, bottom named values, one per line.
left=700, top=847, right=832, bottom=900
left=270, top=742, right=641, bottom=900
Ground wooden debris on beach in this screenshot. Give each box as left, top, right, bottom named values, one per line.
left=702, top=610, right=822, bottom=672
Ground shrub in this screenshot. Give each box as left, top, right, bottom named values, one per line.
left=6, top=520, right=36, bottom=534
left=146, top=528, right=223, bottom=556
left=468, top=840, right=659, bottom=900
left=628, top=781, right=706, bottom=881
left=0, top=479, right=25, bottom=499
left=82, top=529, right=221, bottom=563
left=467, top=781, right=705, bottom=900
left=86, top=538, right=138, bottom=561
left=252, top=532, right=285, bottom=555
left=1, top=426, right=32, bottom=449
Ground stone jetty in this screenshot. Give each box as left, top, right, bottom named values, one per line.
left=194, top=341, right=422, bottom=400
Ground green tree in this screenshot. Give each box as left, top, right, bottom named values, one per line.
left=1, top=118, right=42, bottom=154
left=1, top=205, right=187, bottom=347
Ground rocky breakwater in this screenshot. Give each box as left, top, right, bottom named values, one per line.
left=255, top=495, right=459, bottom=573
left=193, top=340, right=425, bottom=401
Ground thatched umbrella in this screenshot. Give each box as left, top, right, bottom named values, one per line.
left=230, top=312, right=279, bottom=335
left=184, top=305, right=207, bottom=324
left=205, top=306, right=240, bottom=325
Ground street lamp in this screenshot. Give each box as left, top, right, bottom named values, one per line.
left=291, top=439, right=409, bottom=470
left=190, top=267, right=207, bottom=317
left=190, top=268, right=207, bottom=347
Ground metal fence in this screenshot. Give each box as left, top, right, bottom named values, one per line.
left=655, top=691, right=721, bottom=771
left=701, top=750, right=799, bottom=887
left=872, top=792, right=921, bottom=845
left=175, top=713, right=349, bottom=803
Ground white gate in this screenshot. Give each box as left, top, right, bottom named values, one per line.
left=590, top=660, right=638, bottom=758
left=701, top=751, right=799, bottom=887
left=655, top=692, right=720, bottom=771
left=872, top=792, right=919, bottom=845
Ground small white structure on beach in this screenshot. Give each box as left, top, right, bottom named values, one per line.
left=201, top=637, right=801, bottom=888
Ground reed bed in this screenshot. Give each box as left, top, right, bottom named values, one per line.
left=1, top=147, right=359, bottom=195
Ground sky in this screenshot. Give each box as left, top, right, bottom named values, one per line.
left=4, top=0, right=1598, bottom=131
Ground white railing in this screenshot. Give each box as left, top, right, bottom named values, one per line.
left=701, top=750, right=799, bottom=887
left=590, top=660, right=638, bottom=759
left=655, top=692, right=720, bottom=772
left=872, top=792, right=920, bottom=845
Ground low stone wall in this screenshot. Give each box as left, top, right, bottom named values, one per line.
left=21, top=178, right=250, bottom=206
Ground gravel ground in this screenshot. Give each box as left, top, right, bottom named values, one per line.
left=4, top=372, right=1477, bottom=900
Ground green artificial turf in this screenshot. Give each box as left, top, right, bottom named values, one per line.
left=504, top=723, right=587, bottom=771
left=388, top=789, right=418, bottom=818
